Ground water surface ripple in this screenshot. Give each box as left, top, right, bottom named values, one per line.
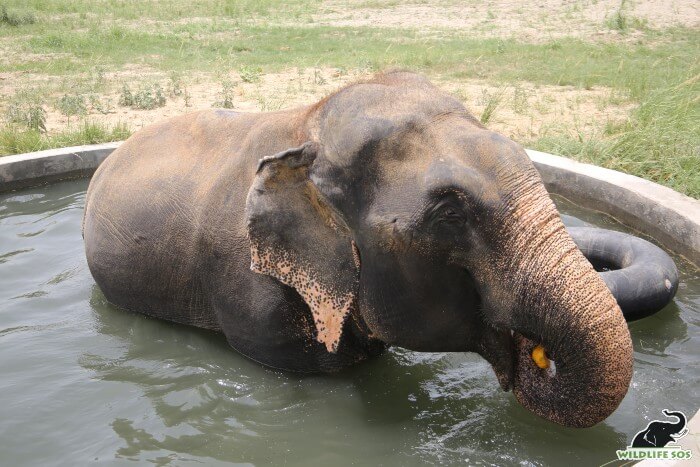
left=0, top=181, right=697, bottom=466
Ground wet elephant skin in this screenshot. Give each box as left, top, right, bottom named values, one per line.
left=83, top=71, right=633, bottom=428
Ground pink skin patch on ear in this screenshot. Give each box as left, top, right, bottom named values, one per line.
left=250, top=242, right=355, bottom=353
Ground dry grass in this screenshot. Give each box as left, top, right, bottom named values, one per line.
left=0, top=0, right=697, bottom=196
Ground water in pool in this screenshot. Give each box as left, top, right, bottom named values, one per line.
left=1, top=179, right=698, bottom=466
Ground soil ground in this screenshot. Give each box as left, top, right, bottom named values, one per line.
left=1, top=0, right=697, bottom=196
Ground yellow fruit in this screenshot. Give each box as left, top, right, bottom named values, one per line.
left=531, top=345, right=549, bottom=369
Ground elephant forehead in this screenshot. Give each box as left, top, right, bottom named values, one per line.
left=371, top=139, right=527, bottom=213
left=423, top=162, right=500, bottom=202
left=320, top=116, right=397, bottom=168
left=453, top=127, right=531, bottom=172
left=375, top=120, right=530, bottom=178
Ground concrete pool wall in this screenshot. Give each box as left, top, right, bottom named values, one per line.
left=0, top=143, right=699, bottom=266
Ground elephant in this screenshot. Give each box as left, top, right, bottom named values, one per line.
left=632, top=410, right=687, bottom=447
left=83, top=71, right=633, bottom=428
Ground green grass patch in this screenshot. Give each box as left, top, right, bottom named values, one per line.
left=7, top=25, right=695, bottom=103
left=0, top=4, right=36, bottom=26
left=604, top=0, right=648, bottom=33
left=533, top=73, right=700, bottom=198
left=0, top=0, right=319, bottom=21
left=0, top=1, right=697, bottom=196
left=478, top=87, right=507, bottom=124
left=5, top=102, right=46, bottom=132
left=118, top=84, right=167, bottom=110
left=56, top=94, right=87, bottom=118
left=0, top=121, right=131, bottom=156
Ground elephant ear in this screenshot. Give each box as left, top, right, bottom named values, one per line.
left=246, top=142, right=360, bottom=353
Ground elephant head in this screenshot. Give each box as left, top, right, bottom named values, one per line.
left=246, top=72, right=633, bottom=428
left=632, top=410, right=687, bottom=447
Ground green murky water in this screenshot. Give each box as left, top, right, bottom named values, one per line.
left=0, top=180, right=698, bottom=466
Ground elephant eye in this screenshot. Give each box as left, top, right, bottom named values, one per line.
left=437, top=205, right=466, bottom=225
left=443, top=207, right=459, bottom=218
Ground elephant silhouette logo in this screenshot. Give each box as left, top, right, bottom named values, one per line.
left=632, top=410, right=688, bottom=448
left=617, top=410, right=693, bottom=461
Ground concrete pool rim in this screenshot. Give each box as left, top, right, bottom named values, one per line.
left=0, top=142, right=698, bottom=267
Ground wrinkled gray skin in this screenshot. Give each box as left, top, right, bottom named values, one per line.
left=84, top=71, right=633, bottom=428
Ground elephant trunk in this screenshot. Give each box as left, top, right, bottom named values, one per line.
left=663, top=410, right=686, bottom=432
left=483, top=172, right=634, bottom=428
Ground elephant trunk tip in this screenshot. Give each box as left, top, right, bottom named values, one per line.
left=511, top=318, right=633, bottom=428
left=498, top=218, right=634, bottom=428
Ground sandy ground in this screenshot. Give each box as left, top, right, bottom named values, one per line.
left=313, top=0, right=699, bottom=42
left=3, top=0, right=694, bottom=145
left=0, top=65, right=631, bottom=144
